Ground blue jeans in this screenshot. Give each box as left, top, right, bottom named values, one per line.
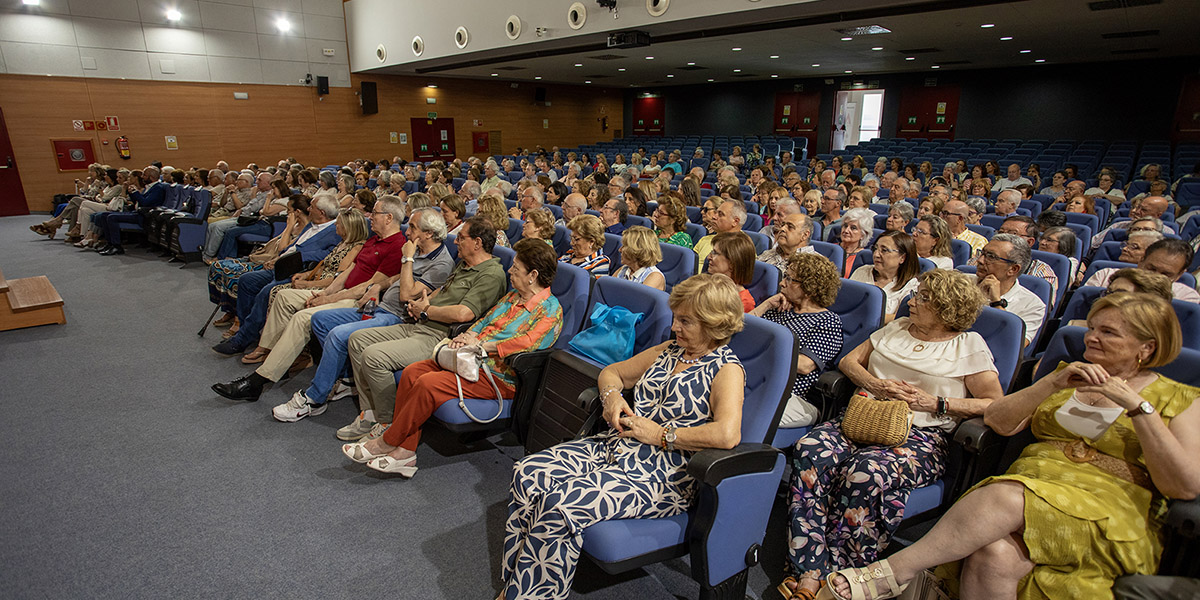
left=305, top=308, right=405, bottom=403
left=216, top=220, right=272, bottom=259
left=227, top=269, right=285, bottom=350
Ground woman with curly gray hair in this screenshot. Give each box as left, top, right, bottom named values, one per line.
left=838, top=207, right=876, bottom=277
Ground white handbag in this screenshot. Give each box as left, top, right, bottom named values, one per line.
left=432, top=340, right=505, bottom=424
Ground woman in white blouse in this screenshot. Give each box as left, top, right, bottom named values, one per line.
left=850, top=230, right=920, bottom=322
left=913, top=215, right=955, bottom=270
left=612, top=226, right=666, bottom=290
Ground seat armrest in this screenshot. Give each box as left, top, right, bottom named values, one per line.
left=811, top=369, right=855, bottom=421
left=171, top=216, right=205, bottom=226
left=687, top=443, right=781, bottom=487
left=1159, top=497, right=1200, bottom=577
left=953, top=417, right=1000, bottom=454
left=446, top=322, right=473, bottom=337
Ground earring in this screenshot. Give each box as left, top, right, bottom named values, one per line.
left=1137, top=357, right=1143, bottom=370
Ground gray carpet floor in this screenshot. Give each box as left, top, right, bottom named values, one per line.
left=0, top=214, right=792, bottom=599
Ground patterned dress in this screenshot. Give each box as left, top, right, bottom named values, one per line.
left=501, top=343, right=743, bottom=599
left=657, top=229, right=694, bottom=248
left=937, top=365, right=1197, bottom=599
left=266, top=242, right=361, bottom=306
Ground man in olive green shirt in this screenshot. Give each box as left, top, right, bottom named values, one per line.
left=343, top=217, right=507, bottom=437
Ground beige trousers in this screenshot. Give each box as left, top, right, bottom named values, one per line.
left=346, top=323, right=445, bottom=423
left=254, top=296, right=356, bottom=382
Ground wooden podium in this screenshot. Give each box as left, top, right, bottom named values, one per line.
left=0, top=269, right=65, bottom=331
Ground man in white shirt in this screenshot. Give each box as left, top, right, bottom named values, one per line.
left=976, top=234, right=1047, bottom=348
left=758, top=212, right=815, bottom=270
left=1083, top=239, right=1200, bottom=303
left=1090, top=195, right=1175, bottom=249
left=991, top=163, right=1033, bottom=192
left=694, top=199, right=745, bottom=266
left=1085, top=171, right=1125, bottom=204
left=759, top=195, right=799, bottom=242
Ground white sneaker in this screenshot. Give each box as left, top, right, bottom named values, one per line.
left=329, top=381, right=357, bottom=402
left=336, top=412, right=377, bottom=441
left=362, top=421, right=389, bottom=441
left=272, top=390, right=327, bottom=422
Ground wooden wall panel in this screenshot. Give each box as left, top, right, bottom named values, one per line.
left=0, top=73, right=620, bottom=212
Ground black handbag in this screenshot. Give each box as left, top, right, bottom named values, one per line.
left=272, top=252, right=304, bottom=281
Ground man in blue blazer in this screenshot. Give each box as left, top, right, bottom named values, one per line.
left=98, top=165, right=168, bottom=255
left=218, top=196, right=343, bottom=353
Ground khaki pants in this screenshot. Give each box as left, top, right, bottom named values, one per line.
left=254, top=297, right=356, bottom=382
left=346, top=323, right=445, bottom=423
left=261, top=288, right=321, bottom=348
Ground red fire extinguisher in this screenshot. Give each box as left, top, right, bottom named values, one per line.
left=116, top=135, right=131, bottom=160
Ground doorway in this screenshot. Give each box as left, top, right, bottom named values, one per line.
left=631, top=96, right=665, bottom=136
left=410, top=117, right=456, bottom=161
left=0, top=107, right=28, bottom=216
left=832, top=90, right=886, bottom=152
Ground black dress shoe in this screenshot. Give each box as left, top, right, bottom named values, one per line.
left=93, top=242, right=110, bottom=252
left=99, top=246, right=125, bottom=256
left=211, top=374, right=263, bottom=402
left=211, top=340, right=246, bottom=356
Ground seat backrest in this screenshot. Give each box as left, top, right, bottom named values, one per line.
left=979, top=214, right=1006, bottom=231
left=965, top=223, right=995, bottom=239
left=627, top=215, right=653, bottom=229
left=585, top=277, right=674, bottom=356
left=809, top=241, right=845, bottom=274
left=192, top=188, right=213, bottom=219
left=950, top=239, right=972, bottom=266
left=657, top=243, right=697, bottom=292
left=746, top=261, right=780, bottom=305
left=444, top=235, right=458, bottom=261
left=743, top=213, right=764, bottom=232
left=551, top=225, right=571, bottom=255
left=544, top=204, right=563, bottom=220
left=602, top=232, right=623, bottom=270
left=828, top=279, right=885, bottom=363
left=744, top=230, right=770, bottom=254
left=551, top=263, right=594, bottom=348
left=1031, top=249, right=1071, bottom=308
left=506, top=217, right=523, bottom=243
left=492, top=244, right=515, bottom=273
left=685, top=222, right=706, bottom=245
left=1096, top=241, right=1124, bottom=262
left=1082, top=259, right=1133, bottom=285
left=729, top=315, right=799, bottom=444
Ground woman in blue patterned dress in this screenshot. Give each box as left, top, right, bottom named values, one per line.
left=499, top=274, right=747, bottom=599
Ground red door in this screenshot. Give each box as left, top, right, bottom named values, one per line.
left=774, top=91, right=821, bottom=155
left=895, top=85, right=960, bottom=140
left=0, top=107, right=28, bottom=216
left=631, top=97, right=665, bottom=136
left=410, top=117, right=456, bottom=161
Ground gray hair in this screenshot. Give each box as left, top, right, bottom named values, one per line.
left=1131, top=216, right=1164, bottom=233
left=523, top=186, right=544, bottom=206
left=992, top=233, right=1031, bottom=271
left=564, top=194, right=588, bottom=211
left=460, top=180, right=481, bottom=199
left=775, top=198, right=802, bottom=216
left=410, top=207, right=448, bottom=242
left=237, top=172, right=254, bottom=184
left=996, top=189, right=1022, bottom=206
left=406, top=192, right=433, bottom=211
left=944, top=161, right=958, bottom=170
left=964, top=195, right=987, bottom=216
left=313, top=195, right=340, bottom=219
left=375, top=194, right=406, bottom=223
left=1041, top=226, right=1076, bottom=258
left=1129, top=230, right=1165, bottom=246
left=889, top=202, right=914, bottom=221
left=610, top=174, right=627, bottom=190
left=721, top=198, right=747, bottom=226
left=318, top=170, right=336, bottom=188
left=377, top=170, right=392, bottom=184
left=842, top=207, right=876, bottom=249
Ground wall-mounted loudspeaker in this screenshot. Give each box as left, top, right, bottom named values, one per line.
left=317, top=76, right=329, bottom=95
left=361, top=81, right=378, bottom=115
left=534, top=87, right=547, bottom=103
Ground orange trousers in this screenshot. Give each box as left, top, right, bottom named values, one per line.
left=382, top=359, right=516, bottom=450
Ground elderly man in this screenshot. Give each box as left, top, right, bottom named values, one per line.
left=341, top=216, right=508, bottom=439
left=480, top=162, right=504, bottom=193
left=992, top=163, right=1032, bottom=192
left=760, top=192, right=798, bottom=240
left=889, top=177, right=910, bottom=205
left=817, top=187, right=845, bottom=241
left=780, top=151, right=797, bottom=170
left=557, top=192, right=588, bottom=228
left=990, top=216, right=1060, bottom=301
left=601, top=198, right=629, bottom=235
left=941, top=199, right=988, bottom=256
left=211, top=196, right=411, bottom=400
left=994, top=189, right=1021, bottom=218
left=1086, top=171, right=1126, bottom=204
left=607, top=174, right=628, bottom=199
left=458, top=179, right=481, bottom=213
left=1084, top=238, right=1199, bottom=303
left=199, top=171, right=277, bottom=263
left=536, top=157, right=558, bottom=182
left=274, top=208, right=456, bottom=424
left=928, top=184, right=950, bottom=206
left=747, top=167, right=766, bottom=194
left=864, top=178, right=881, bottom=203
left=819, top=169, right=836, bottom=190
left=758, top=212, right=816, bottom=270
left=95, top=165, right=168, bottom=256
left=1091, top=195, right=1175, bottom=249
left=509, top=185, right=544, bottom=221
left=693, top=198, right=746, bottom=266
left=863, top=159, right=887, bottom=184
left=975, top=234, right=1047, bottom=348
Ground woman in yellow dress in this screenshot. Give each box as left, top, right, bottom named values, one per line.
left=817, top=291, right=1200, bottom=600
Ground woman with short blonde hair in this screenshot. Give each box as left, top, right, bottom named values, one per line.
left=613, top=226, right=666, bottom=290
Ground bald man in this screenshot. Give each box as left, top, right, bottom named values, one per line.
left=557, top=192, right=588, bottom=227
left=1090, top=195, right=1175, bottom=249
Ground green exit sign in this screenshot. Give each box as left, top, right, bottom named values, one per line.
left=427, top=112, right=437, bottom=119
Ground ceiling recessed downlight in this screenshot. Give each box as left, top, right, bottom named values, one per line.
left=931, top=65, right=940, bottom=69
left=1035, top=59, right=1046, bottom=63
left=618, top=68, right=626, bottom=71
left=980, top=23, right=995, bottom=28
left=733, top=69, right=741, bottom=72
left=707, top=78, right=714, bottom=82
left=871, top=47, right=883, bottom=51
left=166, top=9, right=181, bottom=21
left=840, top=37, right=853, bottom=41
left=905, top=57, right=915, bottom=61
left=769, top=55, right=779, bottom=59
left=1019, top=49, right=1032, bottom=54
left=811, top=63, right=820, bottom=67
left=770, top=74, right=778, bottom=78
left=645, top=56, right=654, bottom=60
left=1000, top=36, right=1013, bottom=41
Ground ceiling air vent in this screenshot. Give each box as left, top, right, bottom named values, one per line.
left=677, top=65, right=708, bottom=70
left=1088, top=0, right=1162, bottom=11
left=588, top=54, right=627, bottom=61
left=897, top=47, right=941, bottom=54
left=833, top=25, right=891, bottom=36
left=495, top=66, right=526, bottom=71
left=1100, top=29, right=1159, bottom=39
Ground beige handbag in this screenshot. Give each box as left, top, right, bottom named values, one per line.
left=431, top=339, right=505, bottom=424
left=248, top=236, right=284, bottom=264
left=840, top=393, right=913, bottom=447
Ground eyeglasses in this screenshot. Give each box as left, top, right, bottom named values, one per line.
left=978, top=250, right=1016, bottom=265
left=872, top=244, right=901, bottom=254
left=939, top=210, right=965, bottom=219
left=910, top=291, right=933, bottom=305
left=783, top=274, right=803, bottom=286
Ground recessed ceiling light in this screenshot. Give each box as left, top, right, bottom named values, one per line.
left=534, top=76, right=541, bottom=80
left=1019, top=49, right=1032, bottom=54
left=275, top=18, right=290, bottom=32
left=732, top=47, right=742, bottom=51
left=769, top=55, right=779, bottom=59
left=166, top=9, right=181, bottom=20
left=667, top=74, right=674, bottom=78
left=1000, top=36, right=1013, bottom=41
left=811, top=63, right=820, bottom=67
left=771, top=74, right=779, bottom=78
left=840, top=37, right=853, bottom=41
left=645, top=56, right=654, bottom=60
left=871, top=47, right=883, bottom=51
left=931, top=65, right=940, bottom=69
left=22, top=0, right=39, bottom=5
left=491, top=73, right=498, bottom=77
left=733, top=69, right=741, bottom=73
left=1035, top=59, right=1046, bottom=63
left=585, top=80, right=592, bottom=83
left=687, top=62, right=695, bottom=66
left=707, top=78, right=715, bottom=82
left=905, top=57, right=915, bottom=61
left=426, top=84, right=437, bottom=88
left=574, top=63, right=582, bottom=67
left=980, top=23, right=995, bottom=28
left=844, top=70, right=852, bottom=73
left=618, top=68, right=626, bottom=72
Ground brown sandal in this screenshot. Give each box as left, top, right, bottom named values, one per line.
left=816, top=560, right=907, bottom=600
left=779, top=576, right=822, bottom=600
left=241, top=348, right=269, bottom=364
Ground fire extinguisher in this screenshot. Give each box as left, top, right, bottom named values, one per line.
left=116, top=135, right=131, bottom=160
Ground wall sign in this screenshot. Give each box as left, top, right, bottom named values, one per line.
left=427, top=112, right=437, bottom=119
left=399, top=133, right=408, bottom=144
left=106, top=116, right=120, bottom=130
left=389, top=132, right=398, bottom=144
left=165, top=135, right=178, bottom=150
left=936, top=102, right=947, bottom=115
left=907, top=116, right=917, bottom=124
left=72, top=120, right=84, bottom=131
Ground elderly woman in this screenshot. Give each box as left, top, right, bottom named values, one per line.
left=499, top=273, right=746, bottom=598
left=207, top=195, right=314, bottom=333
left=336, top=173, right=356, bottom=207
left=522, top=208, right=556, bottom=245
left=72, top=168, right=129, bottom=248
left=967, top=178, right=991, bottom=200
left=560, top=214, right=610, bottom=275
left=779, top=269, right=1004, bottom=600
left=707, top=231, right=757, bottom=312
left=822, top=292, right=1200, bottom=600
left=477, top=193, right=512, bottom=248
left=839, top=207, right=876, bottom=278
left=801, top=189, right=822, bottom=216
left=1064, top=193, right=1096, bottom=215
left=885, top=202, right=914, bottom=233
left=917, top=195, right=944, bottom=220
left=1040, top=170, right=1068, bottom=199
left=912, top=215, right=955, bottom=269
left=1038, top=225, right=1079, bottom=283
left=750, top=252, right=844, bottom=428
left=851, top=230, right=921, bottom=322
left=654, top=195, right=694, bottom=248
left=341, top=238, right=562, bottom=476
left=1066, top=268, right=1174, bottom=327
left=613, top=226, right=666, bottom=290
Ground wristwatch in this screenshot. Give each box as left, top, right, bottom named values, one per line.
left=401, top=256, right=415, bottom=264
left=662, top=426, right=678, bottom=451
left=989, top=299, right=1008, bottom=309
left=1127, top=400, right=1155, bottom=418
left=419, top=310, right=429, bottom=322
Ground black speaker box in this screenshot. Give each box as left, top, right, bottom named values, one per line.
left=317, top=76, right=329, bottom=95
left=361, top=81, right=378, bottom=114
left=534, top=86, right=547, bottom=103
